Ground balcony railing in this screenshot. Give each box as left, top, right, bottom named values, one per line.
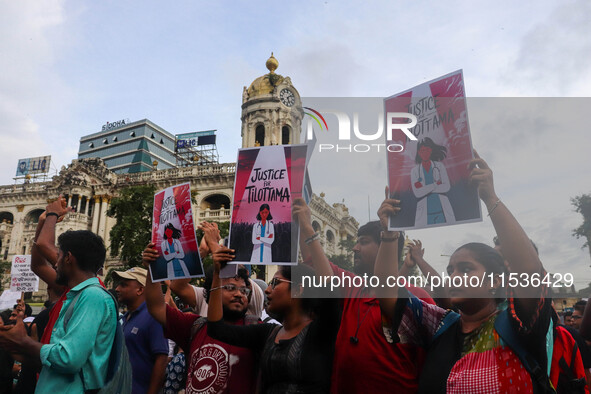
left=199, top=208, right=231, bottom=219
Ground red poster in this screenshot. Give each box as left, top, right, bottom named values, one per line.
left=385, top=70, right=481, bottom=230
left=229, top=145, right=308, bottom=265
left=151, top=182, right=203, bottom=281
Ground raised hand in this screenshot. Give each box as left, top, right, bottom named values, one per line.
left=377, top=186, right=401, bottom=231
left=408, top=240, right=424, bottom=262
left=403, top=251, right=416, bottom=268
left=468, top=150, right=498, bottom=206
left=292, top=198, right=314, bottom=237
left=211, top=246, right=235, bottom=273
left=45, top=195, right=72, bottom=221
left=142, top=243, right=159, bottom=268
left=198, top=221, right=221, bottom=254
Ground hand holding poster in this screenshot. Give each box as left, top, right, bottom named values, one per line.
left=10, top=255, right=39, bottom=292
left=229, top=145, right=308, bottom=265
left=385, top=70, right=481, bottom=230
left=151, top=182, right=204, bottom=282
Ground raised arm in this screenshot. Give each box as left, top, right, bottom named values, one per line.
left=469, top=151, right=543, bottom=301
left=168, top=278, right=197, bottom=308
left=206, top=247, right=272, bottom=349
left=142, top=243, right=166, bottom=326
left=406, top=240, right=450, bottom=301
left=374, top=188, right=401, bottom=321
left=292, top=198, right=332, bottom=278
left=31, top=197, right=71, bottom=291
left=207, top=247, right=233, bottom=323
left=198, top=221, right=221, bottom=259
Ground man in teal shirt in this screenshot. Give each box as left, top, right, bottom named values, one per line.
left=0, top=197, right=117, bottom=393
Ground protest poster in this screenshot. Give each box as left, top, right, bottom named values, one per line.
left=10, top=255, right=39, bottom=292
left=385, top=70, right=481, bottom=230
left=229, top=144, right=308, bottom=265
left=151, top=182, right=204, bottom=282
left=0, top=290, right=21, bottom=311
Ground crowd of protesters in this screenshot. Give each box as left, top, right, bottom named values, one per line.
left=0, top=153, right=591, bottom=393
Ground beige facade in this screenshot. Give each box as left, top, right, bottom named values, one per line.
left=0, top=54, right=358, bottom=298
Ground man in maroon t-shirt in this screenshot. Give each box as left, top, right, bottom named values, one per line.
left=143, top=242, right=257, bottom=394
left=304, top=221, right=434, bottom=394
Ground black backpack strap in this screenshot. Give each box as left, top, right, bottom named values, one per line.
left=557, top=341, right=587, bottom=393
left=494, top=309, right=555, bottom=394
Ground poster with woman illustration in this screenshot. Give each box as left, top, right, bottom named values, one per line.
left=385, top=70, right=482, bottom=230
left=151, top=182, right=204, bottom=281
left=229, top=144, right=308, bottom=265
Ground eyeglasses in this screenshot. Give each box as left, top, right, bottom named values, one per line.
left=210, top=284, right=251, bottom=296
left=268, top=277, right=292, bottom=289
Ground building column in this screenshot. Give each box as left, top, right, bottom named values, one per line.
left=98, top=196, right=109, bottom=240
left=84, top=197, right=90, bottom=216
left=67, top=195, right=72, bottom=208
left=91, top=196, right=101, bottom=234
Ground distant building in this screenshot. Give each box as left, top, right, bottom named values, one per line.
left=78, top=119, right=177, bottom=173
left=0, top=54, right=359, bottom=298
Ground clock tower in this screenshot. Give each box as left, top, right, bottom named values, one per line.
left=241, top=53, right=303, bottom=148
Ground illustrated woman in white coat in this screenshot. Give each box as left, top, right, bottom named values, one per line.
left=410, top=137, right=456, bottom=227
left=161, top=223, right=190, bottom=278
left=250, top=204, right=274, bottom=264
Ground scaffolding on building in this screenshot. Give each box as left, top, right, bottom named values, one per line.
left=174, top=130, right=219, bottom=167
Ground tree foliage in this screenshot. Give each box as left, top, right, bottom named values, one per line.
left=107, top=185, right=155, bottom=270
left=329, top=238, right=356, bottom=272
left=572, top=193, right=591, bottom=249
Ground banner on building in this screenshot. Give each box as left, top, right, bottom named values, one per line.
left=151, top=182, right=204, bottom=282
left=15, top=156, right=51, bottom=177
left=385, top=70, right=481, bottom=230
left=176, top=130, right=217, bottom=149
left=229, top=145, right=308, bottom=265
left=10, top=255, right=39, bottom=292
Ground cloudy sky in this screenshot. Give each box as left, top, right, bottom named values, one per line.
left=1, top=1, right=590, bottom=287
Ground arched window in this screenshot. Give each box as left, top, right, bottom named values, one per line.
left=282, top=126, right=290, bottom=145
left=255, top=125, right=265, bottom=146
left=200, top=194, right=231, bottom=210
left=0, top=212, right=14, bottom=224
left=25, top=209, right=44, bottom=224
left=312, top=221, right=321, bottom=233
left=326, top=230, right=335, bottom=245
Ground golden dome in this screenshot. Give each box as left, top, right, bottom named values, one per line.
left=266, top=52, right=278, bottom=73
left=246, top=53, right=284, bottom=98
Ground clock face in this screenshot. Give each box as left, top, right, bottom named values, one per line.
left=280, top=88, right=295, bottom=107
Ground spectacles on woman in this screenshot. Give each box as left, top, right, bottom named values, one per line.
left=210, top=284, right=251, bottom=296
left=268, top=277, right=292, bottom=289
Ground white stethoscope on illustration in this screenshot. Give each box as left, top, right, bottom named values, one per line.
left=416, top=163, right=442, bottom=185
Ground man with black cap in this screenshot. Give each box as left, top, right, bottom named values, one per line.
left=114, top=267, right=168, bottom=394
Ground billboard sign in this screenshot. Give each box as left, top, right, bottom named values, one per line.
left=15, top=156, right=51, bottom=177
left=176, top=130, right=217, bottom=149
